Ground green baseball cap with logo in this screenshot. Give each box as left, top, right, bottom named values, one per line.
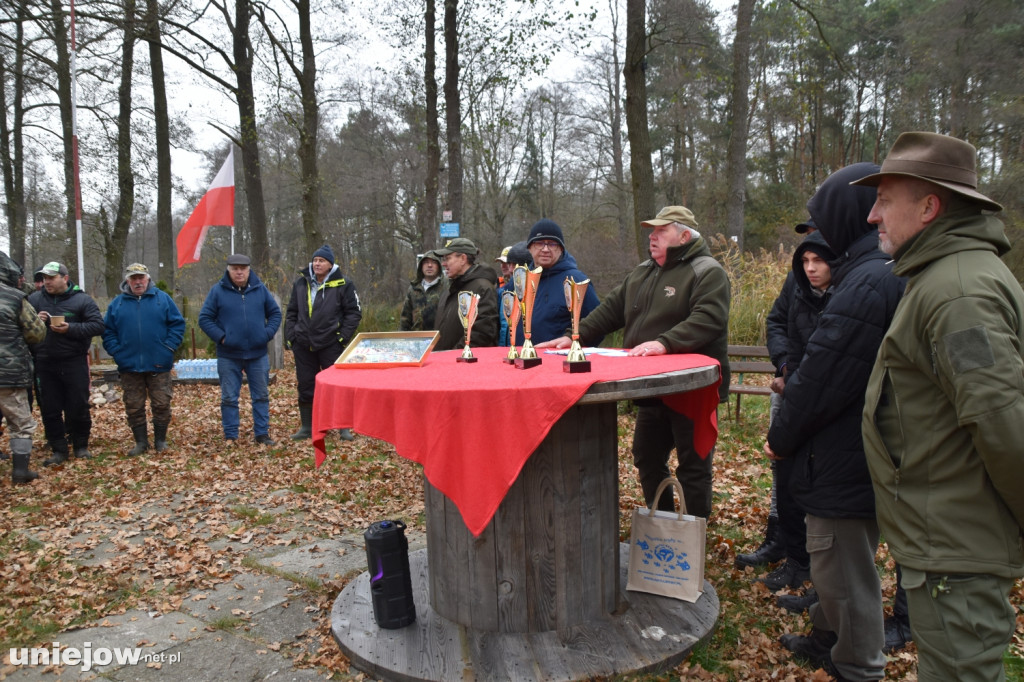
left=434, top=237, right=479, bottom=256
left=36, top=261, right=69, bottom=277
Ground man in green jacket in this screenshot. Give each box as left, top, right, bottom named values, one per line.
left=857, top=132, right=1024, bottom=682
left=539, top=206, right=730, bottom=519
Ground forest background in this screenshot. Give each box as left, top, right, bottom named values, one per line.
left=1, top=0, right=1023, bottom=327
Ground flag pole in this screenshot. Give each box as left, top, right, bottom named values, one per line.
left=70, top=0, right=85, bottom=286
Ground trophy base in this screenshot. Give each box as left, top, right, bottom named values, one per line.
left=514, top=357, right=542, bottom=370
left=457, top=357, right=478, bottom=363
left=563, top=360, right=592, bottom=373
left=502, top=357, right=517, bottom=365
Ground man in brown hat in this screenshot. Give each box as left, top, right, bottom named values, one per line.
left=858, top=132, right=1023, bottom=681
left=433, top=237, right=499, bottom=351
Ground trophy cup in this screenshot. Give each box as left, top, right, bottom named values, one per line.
left=563, top=276, right=592, bottom=373
left=502, top=289, right=521, bottom=364
left=515, top=266, right=543, bottom=369
left=457, top=291, right=480, bottom=363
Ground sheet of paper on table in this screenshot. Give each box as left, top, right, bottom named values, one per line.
left=543, top=347, right=629, bottom=357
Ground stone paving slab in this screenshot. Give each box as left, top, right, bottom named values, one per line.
left=182, top=571, right=299, bottom=622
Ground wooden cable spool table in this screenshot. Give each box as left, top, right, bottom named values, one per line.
left=318, top=347, right=721, bottom=681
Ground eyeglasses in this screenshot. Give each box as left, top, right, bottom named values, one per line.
left=531, top=240, right=561, bottom=251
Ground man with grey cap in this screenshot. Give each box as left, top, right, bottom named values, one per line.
left=28, top=261, right=105, bottom=464
left=858, top=132, right=1023, bottom=681
left=103, top=263, right=186, bottom=455
left=199, top=254, right=281, bottom=446
left=538, top=206, right=730, bottom=519
left=433, top=237, right=499, bottom=351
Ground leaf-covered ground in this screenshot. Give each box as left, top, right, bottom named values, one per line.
left=1, top=359, right=1021, bottom=680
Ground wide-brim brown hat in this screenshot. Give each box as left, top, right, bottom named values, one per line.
left=850, top=132, right=1001, bottom=212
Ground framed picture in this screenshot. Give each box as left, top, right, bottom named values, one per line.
left=334, top=331, right=441, bottom=369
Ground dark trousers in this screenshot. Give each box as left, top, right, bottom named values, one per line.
left=777, top=455, right=810, bottom=565
left=36, top=354, right=92, bottom=450
left=293, top=342, right=343, bottom=404
left=632, top=402, right=714, bottom=519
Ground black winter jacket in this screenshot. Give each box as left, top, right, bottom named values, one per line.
left=767, top=163, right=905, bottom=519
left=27, top=284, right=105, bottom=361
left=285, top=265, right=362, bottom=352
left=764, top=272, right=794, bottom=374
left=785, top=232, right=835, bottom=374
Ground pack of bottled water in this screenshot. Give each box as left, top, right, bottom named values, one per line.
left=174, top=359, right=219, bottom=380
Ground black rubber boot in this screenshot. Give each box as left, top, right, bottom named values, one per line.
left=290, top=403, right=313, bottom=440
left=43, top=440, right=69, bottom=466
left=153, top=422, right=169, bottom=452
left=735, top=515, right=785, bottom=568
left=11, top=438, right=38, bottom=484
left=128, top=424, right=149, bottom=456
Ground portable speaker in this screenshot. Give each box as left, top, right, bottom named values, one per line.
left=363, top=519, right=416, bottom=629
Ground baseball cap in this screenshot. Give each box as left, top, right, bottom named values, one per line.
left=495, top=246, right=512, bottom=263
left=124, top=263, right=150, bottom=278
left=434, top=238, right=479, bottom=257
left=640, top=206, right=699, bottom=229
left=226, top=254, right=251, bottom=266
left=795, top=219, right=816, bottom=234
left=36, top=262, right=68, bottom=277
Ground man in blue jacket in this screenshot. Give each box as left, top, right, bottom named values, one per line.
left=199, top=254, right=282, bottom=446
left=103, top=263, right=186, bottom=455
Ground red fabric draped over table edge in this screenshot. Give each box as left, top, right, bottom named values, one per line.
left=312, top=346, right=721, bottom=536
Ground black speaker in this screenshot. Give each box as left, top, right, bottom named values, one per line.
left=363, top=519, right=416, bottom=629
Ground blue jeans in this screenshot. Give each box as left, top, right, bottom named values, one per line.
left=217, top=355, right=270, bottom=439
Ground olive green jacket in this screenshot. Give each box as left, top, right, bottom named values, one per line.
left=579, top=238, right=731, bottom=401
left=863, top=208, right=1024, bottom=578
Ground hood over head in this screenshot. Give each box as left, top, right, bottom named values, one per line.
left=806, top=162, right=880, bottom=254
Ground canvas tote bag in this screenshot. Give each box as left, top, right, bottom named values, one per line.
left=626, top=477, right=706, bottom=602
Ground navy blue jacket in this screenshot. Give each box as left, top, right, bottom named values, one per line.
left=199, top=269, right=282, bottom=361
left=509, top=252, right=602, bottom=346
left=103, top=281, right=186, bottom=373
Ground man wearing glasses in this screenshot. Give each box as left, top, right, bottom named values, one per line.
left=507, top=219, right=601, bottom=346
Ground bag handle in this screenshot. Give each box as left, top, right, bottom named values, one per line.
left=650, top=477, right=688, bottom=520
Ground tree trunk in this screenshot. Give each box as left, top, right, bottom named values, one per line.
left=724, top=0, right=755, bottom=251
left=443, top=0, right=463, bottom=226
left=624, top=0, right=655, bottom=260
left=104, top=0, right=136, bottom=296
left=145, top=0, right=173, bottom=288
left=233, top=0, right=269, bottom=273
left=295, top=0, right=322, bottom=257
left=421, top=0, right=440, bottom=252
left=0, top=1, right=28, bottom=267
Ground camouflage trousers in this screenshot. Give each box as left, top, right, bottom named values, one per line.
left=0, top=387, right=37, bottom=438
left=120, top=372, right=173, bottom=428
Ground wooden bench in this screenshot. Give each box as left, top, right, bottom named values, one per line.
left=728, top=344, right=776, bottom=421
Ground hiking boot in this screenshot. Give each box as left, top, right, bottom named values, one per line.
left=735, top=515, right=785, bottom=568
left=780, top=627, right=838, bottom=670
left=757, top=559, right=810, bottom=590
left=883, top=614, right=912, bottom=654
left=73, top=447, right=92, bottom=459
left=43, top=449, right=69, bottom=466
left=255, top=434, right=276, bottom=446
left=128, top=424, right=149, bottom=456
left=777, top=587, right=819, bottom=613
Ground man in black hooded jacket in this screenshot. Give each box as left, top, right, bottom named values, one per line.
left=765, top=163, right=905, bottom=681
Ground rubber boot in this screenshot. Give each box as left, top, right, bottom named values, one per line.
left=290, top=403, right=313, bottom=440
left=72, top=436, right=91, bottom=459
left=153, top=423, right=169, bottom=452
left=11, top=438, right=38, bottom=483
left=339, top=428, right=355, bottom=441
left=128, top=424, right=149, bottom=456
left=43, top=440, right=69, bottom=466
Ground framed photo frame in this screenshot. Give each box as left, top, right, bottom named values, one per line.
left=334, top=331, right=440, bottom=369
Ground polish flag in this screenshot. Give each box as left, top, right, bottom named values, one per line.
left=176, top=148, right=235, bottom=267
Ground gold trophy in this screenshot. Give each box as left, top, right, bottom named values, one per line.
left=563, top=276, right=591, bottom=373
left=502, top=289, right=521, bottom=364
left=457, top=291, right=480, bottom=363
left=515, top=266, right=543, bottom=369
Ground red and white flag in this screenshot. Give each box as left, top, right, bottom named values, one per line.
left=176, top=148, right=235, bottom=267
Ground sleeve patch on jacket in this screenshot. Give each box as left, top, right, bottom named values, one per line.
left=943, top=325, right=995, bottom=374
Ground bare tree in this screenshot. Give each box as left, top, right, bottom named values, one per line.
left=624, top=0, right=655, bottom=259
left=144, top=0, right=173, bottom=287
left=724, top=0, right=755, bottom=250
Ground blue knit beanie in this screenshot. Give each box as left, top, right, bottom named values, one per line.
left=312, top=244, right=335, bottom=265
left=527, top=219, right=565, bottom=250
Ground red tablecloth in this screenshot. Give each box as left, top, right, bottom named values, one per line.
left=313, top=346, right=720, bottom=536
